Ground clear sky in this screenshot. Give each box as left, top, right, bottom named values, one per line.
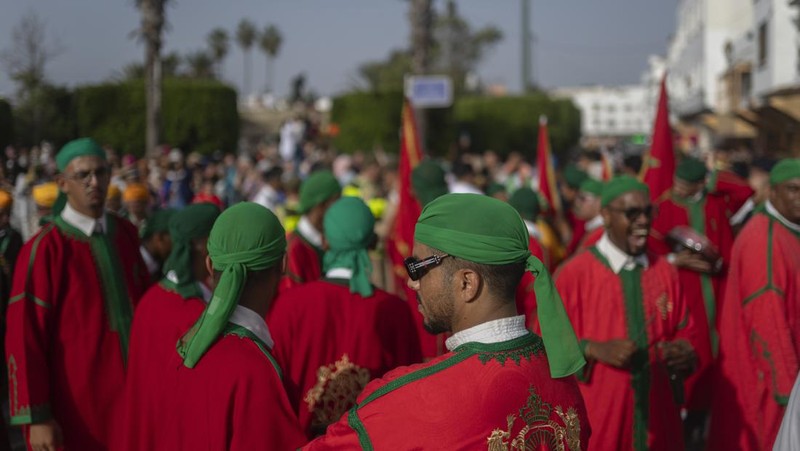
left=0, top=0, right=677, bottom=99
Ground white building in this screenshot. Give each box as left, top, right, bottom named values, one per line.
left=552, top=85, right=651, bottom=139
left=751, top=0, right=800, bottom=99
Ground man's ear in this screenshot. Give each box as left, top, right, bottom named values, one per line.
left=601, top=207, right=611, bottom=229
left=205, top=255, right=213, bottom=279
left=456, top=268, right=482, bottom=304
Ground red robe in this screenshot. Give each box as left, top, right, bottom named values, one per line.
left=162, top=324, right=307, bottom=450
left=304, top=332, right=591, bottom=450
left=709, top=211, right=800, bottom=451
left=119, top=282, right=206, bottom=451
left=574, top=227, right=603, bottom=255
left=707, top=169, right=755, bottom=217
left=282, top=229, right=323, bottom=290
left=556, top=248, right=709, bottom=451
left=515, top=236, right=546, bottom=331
left=5, top=214, right=149, bottom=450
left=268, top=279, right=422, bottom=437
left=566, top=211, right=587, bottom=256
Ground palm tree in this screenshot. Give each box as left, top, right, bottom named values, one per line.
left=136, top=0, right=170, bottom=158
left=235, top=19, right=257, bottom=96
left=184, top=50, right=214, bottom=79
left=206, top=28, right=229, bottom=79
left=258, top=25, right=283, bottom=93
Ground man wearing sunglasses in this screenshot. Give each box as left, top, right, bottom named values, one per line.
left=556, top=175, right=708, bottom=451
left=305, top=193, right=590, bottom=450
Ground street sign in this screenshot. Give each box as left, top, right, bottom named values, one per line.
left=405, top=76, right=453, bottom=108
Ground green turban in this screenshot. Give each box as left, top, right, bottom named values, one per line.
left=161, top=204, right=220, bottom=299
left=601, top=175, right=650, bottom=207
left=178, top=202, right=286, bottom=368
left=323, top=197, right=376, bottom=297
left=140, top=209, right=175, bottom=240
left=56, top=138, right=106, bottom=172
left=485, top=182, right=506, bottom=197
left=579, top=179, right=604, bottom=197
left=298, top=170, right=341, bottom=214
left=770, top=159, right=800, bottom=186
left=563, top=165, right=588, bottom=189
left=675, top=157, right=707, bottom=183
left=412, top=160, right=449, bottom=207
left=509, top=188, right=540, bottom=221
left=414, top=193, right=585, bottom=378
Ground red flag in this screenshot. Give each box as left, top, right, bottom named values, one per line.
left=600, top=147, right=614, bottom=181
left=641, top=75, right=675, bottom=202
left=536, top=115, right=562, bottom=216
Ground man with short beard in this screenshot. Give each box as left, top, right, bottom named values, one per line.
left=556, top=175, right=708, bottom=451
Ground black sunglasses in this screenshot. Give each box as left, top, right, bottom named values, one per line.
left=404, top=254, right=449, bottom=281
left=607, top=205, right=656, bottom=221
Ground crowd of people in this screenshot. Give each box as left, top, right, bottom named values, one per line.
left=0, top=121, right=797, bottom=451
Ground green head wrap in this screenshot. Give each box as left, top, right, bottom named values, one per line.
left=56, top=138, right=106, bottom=172
left=161, top=204, right=220, bottom=299
left=178, top=202, right=286, bottom=368
left=579, top=179, right=604, bottom=197
left=140, top=209, right=175, bottom=240
left=485, top=182, right=506, bottom=197
left=508, top=188, right=540, bottom=221
left=414, top=193, right=585, bottom=378
left=298, top=170, right=341, bottom=214
left=675, top=157, right=707, bottom=183
left=601, top=175, right=650, bottom=207
left=412, top=160, right=449, bottom=207
left=563, top=165, right=588, bottom=189
left=770, top=159, right=800, bottom=186
left=323, top=197, right=376, bottom=297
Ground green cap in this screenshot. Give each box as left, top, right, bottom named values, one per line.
left=414, top=193, right=585, bottom=378
left=563, top=165, right=588, bottom=189
left=298, top=170, right=341, bottom=214
left=675, top=157, right=707, bottom=183
left=508, top=188, right=540, bottom=221
left=601, top=175, right=650, bottom=207
left=485, top=182, right=506, bottom=197
left=56, top=138, right=106, bottom=172
left=140, top=209, right=175, bottom=240
left=323, top=197, right=376, bottom=297
left=161, top=204, right=220, bottom=299
left=579, top=179, right=604, bottom=197
left=770, top=159, right=800, bottom=186
left=177, top=202, right=286, bottom=368
left=412, top=160, right=449, bottom=207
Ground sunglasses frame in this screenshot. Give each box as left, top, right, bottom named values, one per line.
left=607, top=205, right=656, bottom=221
left=404, top=254, right=449, bottom=281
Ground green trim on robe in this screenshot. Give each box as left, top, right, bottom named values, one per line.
left=347, top=408, right=373, bottom=451
left=742, top=215, right=784, bottom=306
left=159, top=279, right=203, bottom=301
left=222, top=323, right=282, bottom=380
left=750, top=330, right=792, bottom=405
left=8, top=401, right=52, bottom=426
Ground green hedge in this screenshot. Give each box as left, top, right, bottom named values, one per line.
left=0, top=99, right=12, bottom=149
left=331, top=91, right=404, bottom=154
left=75, top=79, right=239, bottom=156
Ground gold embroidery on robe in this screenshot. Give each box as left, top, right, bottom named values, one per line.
left=486, top=385, right=581, bottom=451
left=304, top=354, right=371, bottom=430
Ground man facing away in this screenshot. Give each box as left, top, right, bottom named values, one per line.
left=305, top=193, right=590, bottom=450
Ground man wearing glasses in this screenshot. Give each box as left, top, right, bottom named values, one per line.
left=556, top=175, right=709, bottom=450
left=305, top=193, right=590, bottom=450
left=5, top=138, right=150, bottom=451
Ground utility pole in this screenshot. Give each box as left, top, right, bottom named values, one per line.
left=521, top=0, right=531, bottom=92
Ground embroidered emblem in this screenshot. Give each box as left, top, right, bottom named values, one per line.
left=304, top=354, right=371, bottom=431
left=486, top=385, right=581, bottom=451
left=477, top=337, right=544, bottom=366
left=655, top=293, right=673, bottom=320
left=8, top=355, right=18, bottom=416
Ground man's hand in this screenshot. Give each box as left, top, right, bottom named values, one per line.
left=586, top=339, right=637, bottom=369
left=29, top=419, right=62, bottom=451
left=658, top=339, right=697, bottom=377
left=672, top=250, right=714, bottom=273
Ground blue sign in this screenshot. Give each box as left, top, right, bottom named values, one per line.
left=405, top=76, right=453, bottom=108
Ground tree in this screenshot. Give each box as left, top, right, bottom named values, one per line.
left=258, top=25, right=283, bottom=93
left=116, top=51, right=180, bottom=81
left=184, top=50, right=214, bottom=79
left=236, top=19, right=257, bottom=96
left=135, top=0, right=171, bottom=157
left=207, top=28, right=229, bottom=79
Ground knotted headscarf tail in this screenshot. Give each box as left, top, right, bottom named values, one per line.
left=322, top=197, right=376, bottom=297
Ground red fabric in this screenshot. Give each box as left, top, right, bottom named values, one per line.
left=267, top=280, right=422, bottom=437
left=537, top=116, right=562, bottom=216
left=161, top=331, right=307, bottom=450
left=5, top=216, right=149, bottom=451
left=515, top=236, right=546, bottom=332
left=709, top=213, right=800, bottom=451
left=575, top=227, right=603, bottom=256
left=119, top=283, right=206, bottom=451
left=304, top=333, right=591, bottom=450
left=641, top=76, right=676, bottom=204
left=556, top=251, right=709, bottom=451
left=281, top=231, right=323, bottom=290
left=565, top=211, right=587, bottom=256
left=191, top=193, right=223, bottom=210
left=709, top=170, right=755, bottom=216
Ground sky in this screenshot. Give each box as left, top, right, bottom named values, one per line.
left=0, top=0, right=677, bottom=100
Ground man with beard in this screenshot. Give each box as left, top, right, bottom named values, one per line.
left=304, top=193, right=590, bottom=450
left=710, top=159, right=800, bottom=451
left=556, top=176, right=709, bottom=450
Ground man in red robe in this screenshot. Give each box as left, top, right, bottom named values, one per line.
left=556, top=176, right=709, bottom=451
left=282, top=170, right=341, bottom=289
left=120, top=203, right=219, bottom=451
left=570, top=178, right=604, bottom=256
left=269, top=197, right=421, bottom=437
left=305, top=194, right=590, bottom=450
left=709, top=159, right=800, bottom=451
left=166, top=202, right=305, bottom=449
left=508, top=187, right=548, bottom=328
left=5, top=138, right=150, bottom=451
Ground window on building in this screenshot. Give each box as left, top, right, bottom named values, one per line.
left=607, top=119, right=616, bottom=130
left=758, top=21, right=768, bottom=68
left=607, top=105, right=616, bottom=113
left=624, top=104, right=633, bottom=113
left=741, top=71, right=752, bottom=99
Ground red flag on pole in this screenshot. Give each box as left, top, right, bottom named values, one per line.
left=600, top=147, right=614, bottom=181
left=536, top=115, right=562, bottom=216
left=640, top=75, right=676, bottom=203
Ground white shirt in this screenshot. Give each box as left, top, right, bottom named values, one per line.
left=445, top=315, right=529, bottom=351
left=252, top=184, right=280, bottom=212
left=297, top=215, right=323, bottom=249
left=523, top=219, right=542, bottom=240
left=326, top=268, right=353, bottom=279
left=61, top=202, right=107, bottom=237
left=766, top=200, right=800, bottom=234
left=595, top=232, right=649, bottom=274
left=140, top=246, right=160, bottom=276
left=449, top=180, right=483, bottom=195
left=774, top=374, right=800, bottom=451
left=585, top=215, right=604, bottom=232
left=228, top=305, right=274, bottom=349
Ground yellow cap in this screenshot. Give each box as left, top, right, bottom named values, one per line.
left=0, top=190, right=12, bottom=210
left=107, top=184, right=121, bottom=200
left=32, top=183, right=59, bottom=208
left=123, top=183, right=149, bottom=202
